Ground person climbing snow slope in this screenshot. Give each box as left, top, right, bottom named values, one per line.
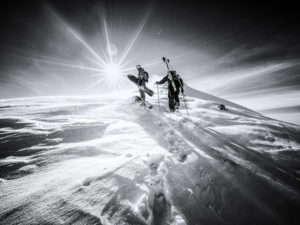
left=136, top=64, right=149, bottom=105
left=155, top=70, right=184, bottom=112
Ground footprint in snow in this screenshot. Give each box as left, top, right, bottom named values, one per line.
left=135, top=153, right=187, bottom=225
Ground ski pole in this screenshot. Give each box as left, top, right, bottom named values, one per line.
left=182, top=93, right=189, bottom=118
left=156, top=84, right=160, bottom=110
left=178, top=78, right=189, bottom=118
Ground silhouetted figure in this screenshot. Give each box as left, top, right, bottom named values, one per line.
left=136, top=65, right=149, bottom=105
left=155, top=70, right=184, bottom=112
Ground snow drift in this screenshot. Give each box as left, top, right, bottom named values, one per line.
left=0, top=84, right=299, bottom=225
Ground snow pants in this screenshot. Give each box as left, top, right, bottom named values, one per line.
left=168, top=89, right=180, bottom=111
left=138, top=79, right=146, bottom=101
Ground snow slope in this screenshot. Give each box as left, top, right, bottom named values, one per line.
left=0, top=85, right=299, bottom=225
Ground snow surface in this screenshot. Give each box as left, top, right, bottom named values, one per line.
left=0, top=85, right=299, bottom=225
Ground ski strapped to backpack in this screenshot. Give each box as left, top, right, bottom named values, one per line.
left=162, top=57, right=174, bottom=71
left=162, top=57, right=189, bottom=117
left=162, top=57, right=177, bottom=92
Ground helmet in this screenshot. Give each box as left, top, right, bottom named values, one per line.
left=136, top=65, right=142, bottom=70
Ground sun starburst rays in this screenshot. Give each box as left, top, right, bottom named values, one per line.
left=38, top=1, right=196, bottom=92
left=83, top=1, right=158, bottom=90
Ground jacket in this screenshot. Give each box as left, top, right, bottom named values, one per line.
left=138, top=68, right=149, bottom=82
left=157, top=72, right=184, bottom=93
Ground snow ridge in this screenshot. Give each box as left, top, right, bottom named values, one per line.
left=0, top=88, right=299, bottom=225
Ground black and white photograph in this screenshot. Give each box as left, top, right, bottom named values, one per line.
left=0, top=1, right=299, bottom=224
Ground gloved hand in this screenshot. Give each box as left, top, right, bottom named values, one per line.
left=155, top=81, right=158, bottom=85
left=181, top=88, right=184, bottom=94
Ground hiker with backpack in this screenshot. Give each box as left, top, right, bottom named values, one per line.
left=155, top=70, right=184, bottom=112
left=136, top=64, right=149, bottom=105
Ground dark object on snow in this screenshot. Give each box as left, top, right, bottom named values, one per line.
left=218, top=104, right=227, bottom=111
left=135, top=96, right=142, bottom=102
left=127, top=74, right=154, bottom=97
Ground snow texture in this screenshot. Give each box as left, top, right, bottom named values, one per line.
left=0, top=85, right=299, bottom=225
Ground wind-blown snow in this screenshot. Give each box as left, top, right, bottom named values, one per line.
left=0, top=85, right=299, bottom=225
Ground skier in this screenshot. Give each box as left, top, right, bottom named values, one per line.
left=136, top=64, right=149, bottom=105
left=155, top=70, right=184, bottom=112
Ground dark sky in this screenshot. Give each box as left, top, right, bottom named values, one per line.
left=0, top=0, right=299, bottom=123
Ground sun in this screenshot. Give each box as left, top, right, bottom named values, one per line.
left=104, top=63, right=122, bottom=78
left=101, top=62, right=125, bottom=87
left=46, top=1, right=164, bottom=91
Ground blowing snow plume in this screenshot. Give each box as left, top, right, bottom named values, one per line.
left=0, top=84, right=299, bottom=225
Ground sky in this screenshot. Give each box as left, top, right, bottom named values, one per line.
left=0, top=0, right=299, bottom=124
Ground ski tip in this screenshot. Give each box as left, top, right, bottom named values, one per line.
left=162, top=57, right=170, bottom=63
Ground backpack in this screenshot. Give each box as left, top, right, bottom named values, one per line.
left=138, top=69, right=149, bottom=82
left=144, top=71, right=149, bottom=82
left=170, top=71, right=182, bottom=88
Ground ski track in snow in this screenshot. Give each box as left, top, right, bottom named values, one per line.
left=0, top=87, right=300, bottom=225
